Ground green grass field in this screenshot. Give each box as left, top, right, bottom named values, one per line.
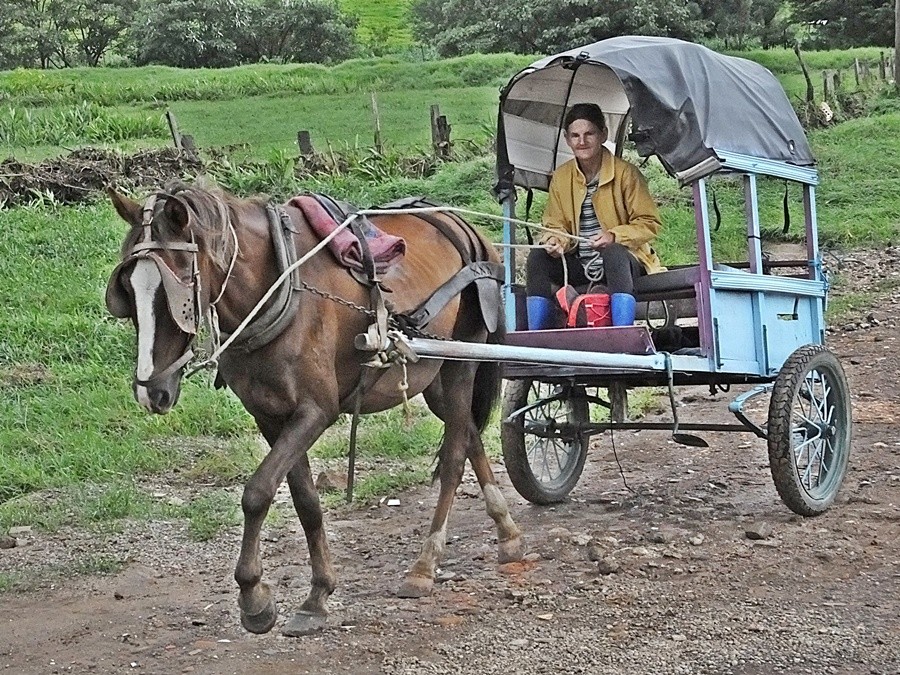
left=339, top=0, right=416, bottom=52
left=166, top=85, right=499, bottom=155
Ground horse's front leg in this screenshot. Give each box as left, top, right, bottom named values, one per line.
left=235, top=409, right=331, bottom=635
left=280, top=455, right=336, bottom=637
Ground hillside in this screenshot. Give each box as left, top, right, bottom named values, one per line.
left=339, top=0, right=416, bottom=53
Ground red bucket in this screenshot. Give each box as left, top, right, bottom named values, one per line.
left=557, top=287, right=611, bottom=328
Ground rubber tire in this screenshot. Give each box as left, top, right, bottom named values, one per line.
left=501, top=379, right=589, bottom=505
left=767, top=344, right=851, bottom=516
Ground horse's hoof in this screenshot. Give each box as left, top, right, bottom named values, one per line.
left=397, top=574, right=433, bottom=598
left=282, top=610, right=328, bottom=637
left=498, top=535, right=525, bottom=564
left=239, top=585, right=278, bottom=634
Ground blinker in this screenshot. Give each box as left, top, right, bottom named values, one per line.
left=105, top=253, right=198, bottom=334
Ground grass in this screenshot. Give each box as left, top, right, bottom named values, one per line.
left=339, top=0, right=416, bottom=53
left=0, top=203, right=259, bottom=508
left=167, top=85, right=499, bottom=155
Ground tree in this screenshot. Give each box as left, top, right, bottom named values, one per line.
left=130, top=0, right=249, bottom=67
left=696, top=0, right=791, bottom=49
left=789, top=0, right=895, bottom=48
left=6, top=0, right=68, bottom=67
left=60, top=0, right=139, bottom=66
left=238, top=0, right=358, bottom=64
left=411, top=0, right=708, bottom=57
left=895, top=0, right=899, bottom=93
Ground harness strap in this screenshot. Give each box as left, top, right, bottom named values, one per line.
left=378, top=197, right=474, bottom=264
left=220, top=204, right=300, bottom=353
left=406, top=261, right=504, bottom=328
left=131, top=241, right=199, bottom=253
left=135, top=349, right=194, bottom=389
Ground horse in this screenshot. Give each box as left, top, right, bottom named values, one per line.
left=104, top=179, right=524, bottom=637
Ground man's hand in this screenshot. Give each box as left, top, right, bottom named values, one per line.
left=543, top=237, right=565, bottom=258
left=590, top=231, right=616, bottom=250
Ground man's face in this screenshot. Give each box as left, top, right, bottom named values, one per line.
left=564, top=118, right=608, bottom=166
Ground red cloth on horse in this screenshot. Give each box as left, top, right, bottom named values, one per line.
left=288, top=195, right=406, bottom=274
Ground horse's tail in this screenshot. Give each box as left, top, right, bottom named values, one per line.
left=471, top=321, right=505, bottom=433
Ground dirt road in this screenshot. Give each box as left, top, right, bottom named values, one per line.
left=2, top=249, right=899, bottom=675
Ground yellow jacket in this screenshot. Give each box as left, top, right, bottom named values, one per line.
left=540, top=147, right=664, bottom=274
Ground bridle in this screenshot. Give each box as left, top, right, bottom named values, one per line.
left=105, top=193, right=205, bottom=389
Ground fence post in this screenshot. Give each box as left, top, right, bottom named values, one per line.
left=297, top=130, right=315, bottom=156
left=822, top=69, right=837, bottom=104
left=165, top=109, right=183, bottom=151
left=854, top=59, right=862, bottom=86
left=430, top=104, right=451, bottom=158
left=371, top=92, right=383, bottom=154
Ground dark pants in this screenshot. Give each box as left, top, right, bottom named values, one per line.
left=525, top=242, right=646, bottom=298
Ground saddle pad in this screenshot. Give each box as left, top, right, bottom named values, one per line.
left=287, top=195, right=406, bottom=273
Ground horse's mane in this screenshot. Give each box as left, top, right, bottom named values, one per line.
left=164, top=177, right=266, bottom=272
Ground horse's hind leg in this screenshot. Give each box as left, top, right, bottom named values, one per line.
left=398, top=362, right=522, bottom=598
left=465, top=436, right=524, bottom=565
left=280, top=456, right=336, bottom=637
left=234, top=411, right=331, bottom=635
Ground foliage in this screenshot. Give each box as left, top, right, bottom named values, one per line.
left=130, top=0, right=247, bottom=67
left=411, top=0, right=709, bottom=56
left=237, top=0, right=358, bottom=64
left=0, top=54, right=533, bottom=107
left=698, top=0, right=791, bottom=50
left=789, top=0, right=896, bottom=49
left=0, top=0, right=137, bottom=68
left=0, top=102, right=166, bottom=147
left=56, top=0, right=139, bottom=66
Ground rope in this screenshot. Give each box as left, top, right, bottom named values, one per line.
left=189, top=211, right=359, bottom=372
left=190, top=204, right=584, bottom=373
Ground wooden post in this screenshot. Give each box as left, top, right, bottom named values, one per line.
left=297, top=130, right=314, bottom=156
left=854, top=58, right=862, bottom=86
left=822, top=69, right=837, bottom=103
left=880, top=51, right=888, bottom=80
left=371, top=92, right=383, bottom=154
left=430, top=104, right=451, bottom=158
left=181, top=134, right=199, bottom=161
left=165, top=109, right=183, bottom=151
left=793, top=44, right=815, bottom=104
left=895, top=0, right=900, bottom=92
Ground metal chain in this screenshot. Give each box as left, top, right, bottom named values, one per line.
left=298, top=280, right=451, bottom=342
left=299, top=281, right=375, bottom=316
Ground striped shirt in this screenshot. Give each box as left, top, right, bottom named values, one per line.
left=577, top=178, right=604, bottom=281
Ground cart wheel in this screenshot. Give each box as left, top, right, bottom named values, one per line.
left=767, top=345, right=851, bottom=516
left=501, top=379, right=589, bottom=504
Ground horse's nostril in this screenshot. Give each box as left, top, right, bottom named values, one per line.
left=150, top=389, right=170, bottom=410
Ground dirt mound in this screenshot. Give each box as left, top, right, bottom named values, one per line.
left=0, top=147, right=203, bottom=208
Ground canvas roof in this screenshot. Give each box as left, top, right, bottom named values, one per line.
left=496, top=36, right=815, bottom=193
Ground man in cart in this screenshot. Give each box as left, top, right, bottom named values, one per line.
left=525, top=103, right=664, bottom=305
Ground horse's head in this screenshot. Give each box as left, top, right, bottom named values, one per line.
left=105, top=184, right=215, bottom=413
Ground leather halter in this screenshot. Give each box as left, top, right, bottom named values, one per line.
left=105, top=194, right=202, bottom=388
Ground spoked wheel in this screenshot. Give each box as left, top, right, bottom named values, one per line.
left=767, top=345, right=852, bottom=516
left=501, top=379, right=589, bottom=504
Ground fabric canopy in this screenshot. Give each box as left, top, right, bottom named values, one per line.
left=496, top=36, right=815, bottom=193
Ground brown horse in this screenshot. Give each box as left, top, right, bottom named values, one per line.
left=104, top=180, right=524, bottom=636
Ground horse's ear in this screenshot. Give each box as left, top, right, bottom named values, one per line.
left=108, top=188, right=142, bottom=227
left=163, top=196, right=190, bottom=232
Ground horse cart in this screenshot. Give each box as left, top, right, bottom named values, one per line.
left=106, top=36, right=851, bottom=636
left=406, top=36, right=852, bottom=516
